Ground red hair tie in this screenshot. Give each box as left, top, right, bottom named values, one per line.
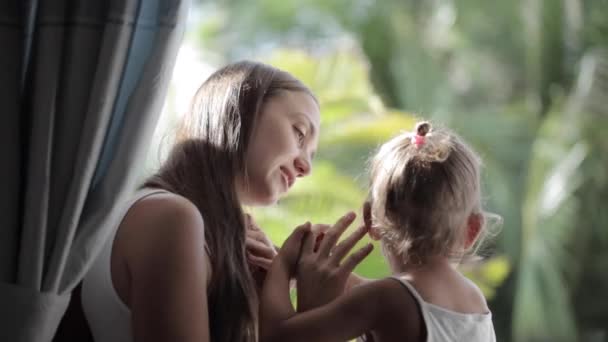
left=414, top=134, right=425, bottom=147
left=409, top=121, right=431, bottom=148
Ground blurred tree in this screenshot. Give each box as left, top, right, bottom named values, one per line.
left=191, top=0, right=608, bottom=340
left=513, top=47, right=608, bottom=342
left=250, top=48, right=510, bottom=292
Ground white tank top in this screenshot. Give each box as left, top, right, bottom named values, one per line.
left=393, top=276, right=496, bottom=342
left=81, top=188, right=169, bottom=342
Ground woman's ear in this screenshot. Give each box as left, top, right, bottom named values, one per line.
left=465, top=213, right=483, bottom=249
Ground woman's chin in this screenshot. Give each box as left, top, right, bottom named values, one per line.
left=256, top=197, right=279, bottom=206
left=248, top=190, right=281, bottom=207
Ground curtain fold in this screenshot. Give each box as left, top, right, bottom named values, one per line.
left=0, top=1, right=189, bottom=341
left=0, top=283, right=70, bottom=342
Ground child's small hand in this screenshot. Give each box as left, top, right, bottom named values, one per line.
left=311, top=223, right=330, bottom=252
left=277, top=222, right=312, bottom=276
left=296, top=212, right=373, bottom=312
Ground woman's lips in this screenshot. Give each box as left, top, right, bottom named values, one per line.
left=280, top=167, right=295, bottom=189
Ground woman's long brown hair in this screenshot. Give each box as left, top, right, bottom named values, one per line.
left=143, top=61, right=315, bottom=342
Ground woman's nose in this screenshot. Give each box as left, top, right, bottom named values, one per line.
left=294, top=156, right=311, bottom=177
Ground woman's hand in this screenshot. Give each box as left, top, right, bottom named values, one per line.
left=276, top=222, right=312, bottom=276
left=245, top=214, right=278, bottom=270
left=245, top=214, right=279, bottom=291
left=259, top=222, right=312, bottom=341
left=296, top=212, right=373, bottom=312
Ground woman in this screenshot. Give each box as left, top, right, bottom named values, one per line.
left=81, top=61, right=324, bottom=342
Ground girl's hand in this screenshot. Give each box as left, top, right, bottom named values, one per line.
left=310, top=223, right=330, bottom=252
left=296, top=212, right=373, bottom=312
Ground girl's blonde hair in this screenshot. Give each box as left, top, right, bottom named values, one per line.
left=369, top=121, right=497, bottom=265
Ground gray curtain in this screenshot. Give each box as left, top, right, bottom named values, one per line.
left=0, top=1, right=189, bottom=341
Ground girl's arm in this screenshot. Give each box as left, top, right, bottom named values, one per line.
left=261, top=257, right=388, bottom=342
left=262, top=271, right=425, bottom=342
left=297, top=204, right=374, bottom=311
left=345, top=272, right=370, bottom=290
left=260, top=213, right=376, bottom=342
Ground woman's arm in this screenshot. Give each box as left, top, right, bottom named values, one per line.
left=121, top=194, right=210, bottom=342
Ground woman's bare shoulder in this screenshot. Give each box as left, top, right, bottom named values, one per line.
left=122, top=192, right=203, bottom=238
left=116, top=191, right=208, bottom=276
left=112, top=192, right=212, bottom=341
left=127, top=191, right=202, bottom=229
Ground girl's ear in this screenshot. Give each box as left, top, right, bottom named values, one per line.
left=363, top=200, right=381, bottom=240
left=464, top=213, right=483, bottom=249
left=368, top=226, right=382, bottom=241
left=363, top=200, right=372, bottom=228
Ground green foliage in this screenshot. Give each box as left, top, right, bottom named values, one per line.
left=512, top=47, right=608, bottom=341
left=250, top=49, right=406, bottom=279
left=250, top=48, right=511, bottom=295
left=188, top=0, right=608, bottom=340
left=513, top=110, right=587, bottom=341
left=463, top=256, right=511, bottom=300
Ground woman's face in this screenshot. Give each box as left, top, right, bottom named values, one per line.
left=239, top=90, right=320, bottom=205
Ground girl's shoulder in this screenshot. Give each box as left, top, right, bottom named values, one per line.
left=354, top=278, right=425, bottom=340
left=397, top=271, right=490, bottom=315
left=357, top=278, right=425, bottom=323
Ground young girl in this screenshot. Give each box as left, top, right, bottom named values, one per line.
left=260, top=121, right=498, bottom=342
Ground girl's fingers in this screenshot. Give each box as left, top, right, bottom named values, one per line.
left=310, top=224, right=329, bottom=253
left=311, top=224, right=330, bottom=234
left=314, top=232, right=325, bottom=253
left=302, top=226, right=317, bottom=253
left=283, top=222, right=312, bottom=248
left=318, top=212, right=357, bottom=258
left=330, top=224, right=368, bottom=264
left=339, top=243, right=374, bottom=275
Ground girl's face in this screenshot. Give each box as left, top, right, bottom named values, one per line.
left=239, top=90, right=320, bottom=206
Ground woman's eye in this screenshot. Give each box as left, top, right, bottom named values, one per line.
left=294, top=127, right=305, bottom=145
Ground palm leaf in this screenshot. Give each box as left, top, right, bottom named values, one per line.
left=511, top=47, right=608, bottom=342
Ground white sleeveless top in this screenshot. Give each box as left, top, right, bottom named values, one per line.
left=386, top=276, right=496, bottom=342
left=81, top=188, right=169, bottom=342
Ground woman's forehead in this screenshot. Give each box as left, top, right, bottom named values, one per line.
left=281, top=91, right=320, bottom=126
